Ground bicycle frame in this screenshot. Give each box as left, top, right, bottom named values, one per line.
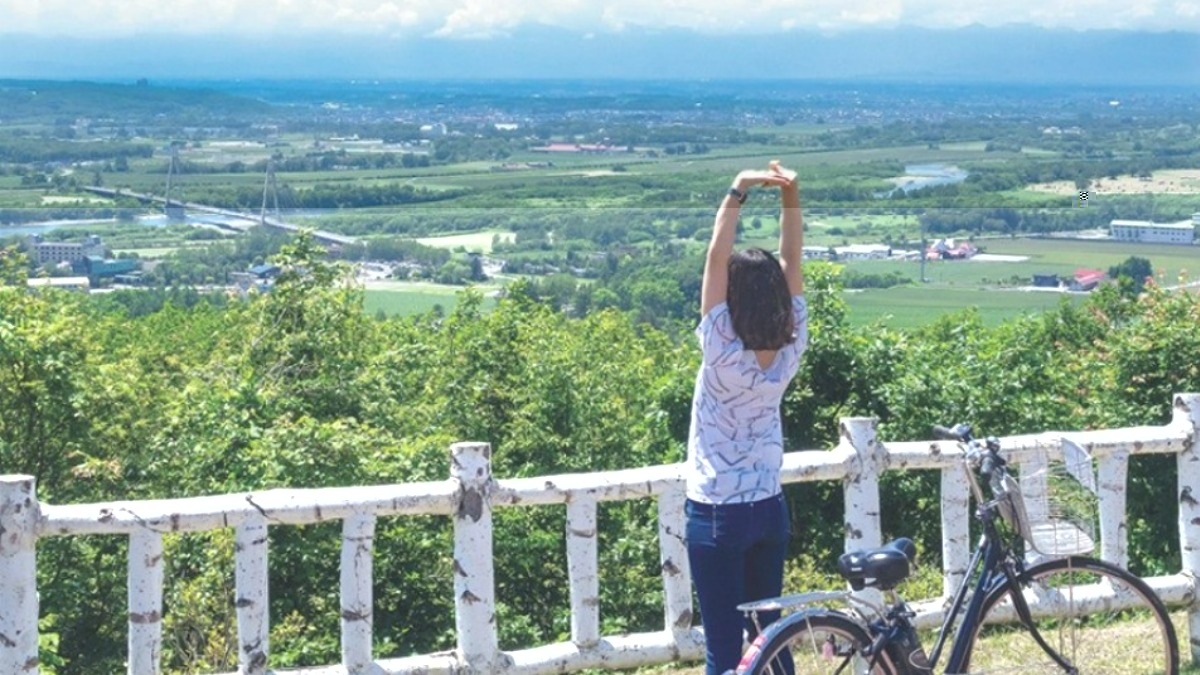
left=739, top=434, right=1092, bottom=675
left=928, top=501, right=1015, bottom=673
left=896, top=458, right=1074, bottom=674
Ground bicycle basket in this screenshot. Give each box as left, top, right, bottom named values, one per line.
left=1000, top=438, right=1097, bottom=557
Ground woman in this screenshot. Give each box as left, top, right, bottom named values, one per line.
left=686, top=160, right=807, bottom=675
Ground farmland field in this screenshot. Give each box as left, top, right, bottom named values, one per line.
left=1028, top=169, right=1200, bottom=195
left=981, top=238, right=1199, bottom=283
left=842, top=285, right=1082, bottom=329
left=840, top=237, right=1197, bottom=327
left=362, top=279, right=500, bottom=316
left=415, top=230, right=515, bottom=253
left=4, top=81, right=1196, bottom=335
left=356, top=234, right=1196, bottom=328
left=837, top=238, right=1197, bottom=287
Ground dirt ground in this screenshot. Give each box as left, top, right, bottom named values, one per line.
left=1026, top=169, right=1200, bottom=196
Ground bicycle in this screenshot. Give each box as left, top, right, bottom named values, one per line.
left=732, top=423, right=1179, bottom=674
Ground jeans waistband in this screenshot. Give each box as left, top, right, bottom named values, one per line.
left=686, top=492, right=784, bottom=514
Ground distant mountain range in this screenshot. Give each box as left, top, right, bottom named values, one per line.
left=1, top=26, right=1197, bottom=85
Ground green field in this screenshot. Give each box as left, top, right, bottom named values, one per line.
left=982, top=238, right=1199, bottom=281
left=629, top=144, right=1028, bottom=177
left=839, top=237, right=1198, bottom=327
left=363, top=281, right=499, bottom=316
left=101, top=139, right=1023, bottom=197
left=842, top=285, right=1081, bottom=329
left=415, top=230, right=515, bottom=253
left=359, top=235, right=1196, bottom=329
left=4, top=97, right=1195, bottom=332
left=837, top=238, right=1197, bottom=287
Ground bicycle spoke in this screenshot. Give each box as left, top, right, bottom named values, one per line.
left=738, top=612, right=890, bottom=675
left=965, top=557, right=1177, bottom=675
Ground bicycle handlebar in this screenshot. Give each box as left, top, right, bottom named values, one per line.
left=932, top=422, right=1008, bottom=498
left=932, top=423, right=971, bottom=442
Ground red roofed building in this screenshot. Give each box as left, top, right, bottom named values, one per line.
left=925, top=238, right=978, bottom=260
left=1070, top=268, right=1106, bottom=291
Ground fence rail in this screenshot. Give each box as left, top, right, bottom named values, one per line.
left=2, top=393, right=1199, bottom=674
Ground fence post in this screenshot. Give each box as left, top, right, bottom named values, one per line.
left=0, top=475, right=39, bottom=674
left=340, top=512, right=376, bottom=674
left=940, top=466, right=971, bottom=597
left=566, top=495, right=599, bottom=647
left=451, top=442, right=499, bottom=673
left=1174, top=393, right=1200, bottom=663
left=128, top=529, right=165, bottom=675
left=1097, top=449, right=1129, bottom=568
left=658, top=488, right=693, bottom=641
left=235, top=514, right=270, bottom=675
left=842, top=417, right=882, bottom=553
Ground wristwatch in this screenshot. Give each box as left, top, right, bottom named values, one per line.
left=728, top=187, right=748, bottom=204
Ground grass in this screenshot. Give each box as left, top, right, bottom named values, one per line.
left=414, top=230, right=515, bottom=253
left=960, top=608, right=1198, bottom=675
left=634, top=610, right=1199, bottom=675
left=363, top=282, right=498, bottom=316
left=111, top=247, right=183, bottom=258
left=878, top=238, right=1200, bottom=287
left=842, top=285, right=1082, bottom=329
left=833, top=236, right=1198, bottom=329
left=981, top=238, right=1199, bottom=282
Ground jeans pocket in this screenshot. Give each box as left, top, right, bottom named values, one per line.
left=775, top=494, right=792, bottom=540
left=686, top=500, right=721, bottom=546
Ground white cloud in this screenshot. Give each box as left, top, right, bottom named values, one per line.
left=0, top=0, right=1197, bottom=36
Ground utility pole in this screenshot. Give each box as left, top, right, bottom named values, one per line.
left=164, top=145, right=185, bottom=220
left=260, top=159, right=280, bottom=225
left=919, top=213, right=928, bottom=283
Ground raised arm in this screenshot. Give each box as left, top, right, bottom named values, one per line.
left=773, top=161, right=804, bottom=295
left=701, top=168, right=794, bottom=316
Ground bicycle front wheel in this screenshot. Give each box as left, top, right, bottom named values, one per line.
left=965, top=555, right=1178, bottom=674
left=737, top=610, right=896, bottom=675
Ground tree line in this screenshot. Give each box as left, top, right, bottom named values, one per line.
left=3, top=235, right=1199, bottom=673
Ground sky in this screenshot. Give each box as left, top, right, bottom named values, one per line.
left=1, top=1, right=1197, bottom=82
left=2, top=0, right=1199, bottom=37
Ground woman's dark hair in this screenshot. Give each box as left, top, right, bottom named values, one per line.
left=726, top=247, right=795, bottom=350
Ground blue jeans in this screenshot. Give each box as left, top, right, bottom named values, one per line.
left=686, top=493, right=791, bottom=675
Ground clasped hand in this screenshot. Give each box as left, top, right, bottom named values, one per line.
left=733, top=160, right=797, bottom=192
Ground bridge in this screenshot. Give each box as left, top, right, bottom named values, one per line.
left=81, top=186, right=358, bottom=248
left=3, top=393, right=1199, bottom=674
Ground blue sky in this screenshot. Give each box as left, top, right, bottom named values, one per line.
left=2, top=0, right=1198, bottom=36
left=2, top=2, right=1197, bottom=82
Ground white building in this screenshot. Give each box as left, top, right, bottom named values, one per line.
left=834, top=244, right=892, bottom=260
left=1110, top=218, right=1196, bottom=245
left=26, top=276, right=90, bottom=291
left=28, top=235, right=106, bottom=265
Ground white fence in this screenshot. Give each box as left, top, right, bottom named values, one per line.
left=2, top=393, right=1199, bottom=674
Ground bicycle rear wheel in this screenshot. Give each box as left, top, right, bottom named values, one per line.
left=965, top=555, right=1178, bottom=674
left=736, top=610, right=895, bottom=675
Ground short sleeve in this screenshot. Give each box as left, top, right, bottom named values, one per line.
left=696, top=303, right=742, bottom=366
left=791, top=295, right=809, bottom=349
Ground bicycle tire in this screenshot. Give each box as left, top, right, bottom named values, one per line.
left=736, top=609, right=897, bottom=675
left=963, top=555, right=1178, bottom=674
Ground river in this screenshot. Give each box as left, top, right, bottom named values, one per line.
left=0, top=213, right=253, bottom=238
left=881, top=163, right=970, bottom=197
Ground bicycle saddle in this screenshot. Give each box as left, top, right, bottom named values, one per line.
left=836, top=537, right=916, bottom=591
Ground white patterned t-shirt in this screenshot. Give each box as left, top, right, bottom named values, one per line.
left=685, top=295, right=809, bottom=504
